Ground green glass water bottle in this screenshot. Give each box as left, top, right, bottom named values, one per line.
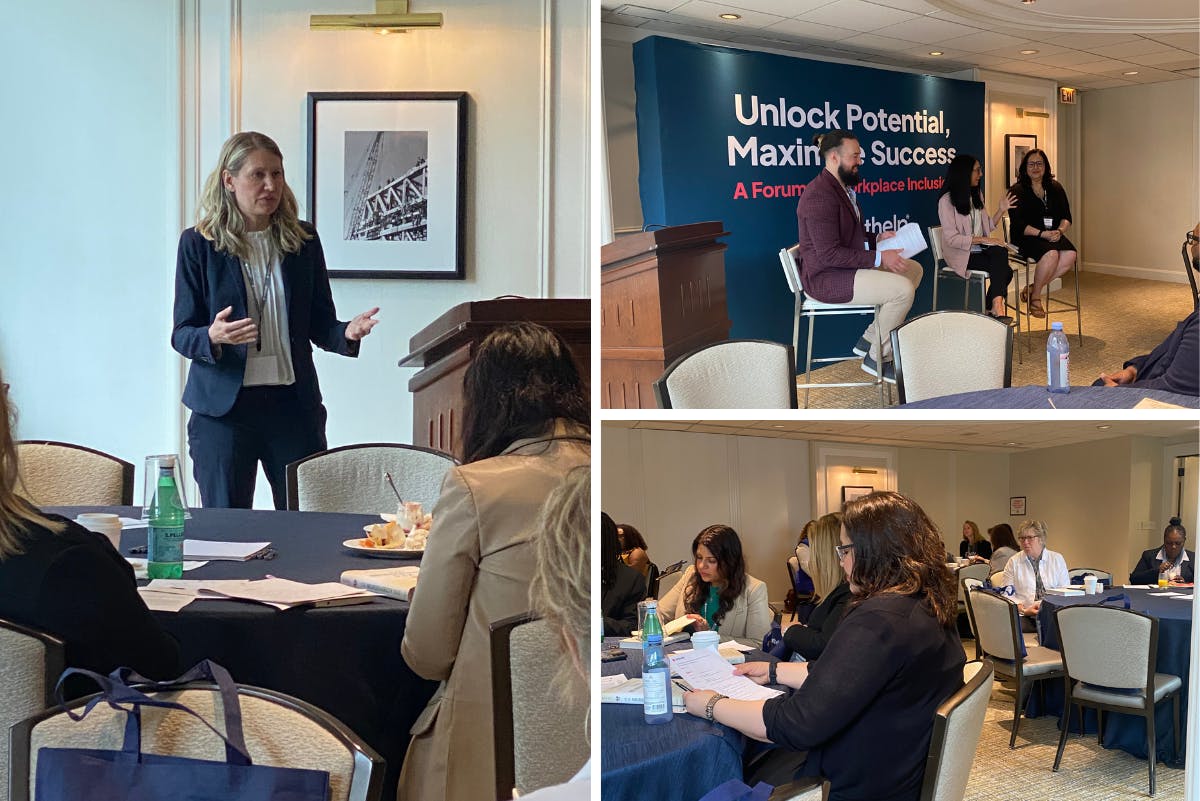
left=146, top=456, right=185, bottom=579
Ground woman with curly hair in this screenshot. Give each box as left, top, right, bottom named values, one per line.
left=658, top=524, right=771, bottom=641
left=684, top=492, right=963, bottom=801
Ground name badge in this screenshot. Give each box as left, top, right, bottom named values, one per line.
left=1043, top=217, right=1054, bottom=229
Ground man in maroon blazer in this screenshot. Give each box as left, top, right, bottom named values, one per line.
left=796, top=130, right=922, bottom=384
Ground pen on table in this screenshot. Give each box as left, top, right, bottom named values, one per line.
left=1047, top=397, right=1057, bottom=409
left=673, top=680, right=690, bottom=693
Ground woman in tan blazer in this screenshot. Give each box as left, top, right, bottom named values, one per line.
left=659, top=524, right=772, bottom=642
left=398, top=323, right=590, bottom=801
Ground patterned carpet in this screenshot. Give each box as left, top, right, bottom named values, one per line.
left=962, top=643, right=1184, bottom=800
left=795, top=272, right=1195, bottom=409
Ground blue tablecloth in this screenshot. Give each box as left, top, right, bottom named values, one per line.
left=1034, top=588, right=1191, bottom=766
left=900, top=385, right=1199, bottom=409
left=52, top=505, right=438, bottom=798
left=601, top=637, right=753, bottom=801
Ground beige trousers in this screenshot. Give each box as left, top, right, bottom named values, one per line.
left=849, top=258, right=923, bottom=361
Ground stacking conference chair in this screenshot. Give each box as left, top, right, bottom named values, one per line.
left=778, top=245, right=888, bottom=408
left=1067, top=567, right=1113, bottom=583
left=1183, top=229, right=1199, bottom=311
left=285, top=443, right=456, bottom=514
left=0, top=620, right=64, bottom=801
left=653, top=340, right=798, bottom=410
left=968, top=588, right=1064, bottom=748
left=490, top=613, right=588, bottom=800
left=960, top=577, right=986, bottom=660
left=769, top=660, right=995, bottom=801
left=14, top=441, right=134, bottom=507
left=928, top=225, right=990, bottom=315
left=10, top=682, right=384, bottom=801
left=1053, top=605, right=1182, bottom=796
left=891, top=311, right=1012, bottom=404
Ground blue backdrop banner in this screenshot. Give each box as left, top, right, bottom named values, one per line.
left=633, top=36, right=986, bottom=360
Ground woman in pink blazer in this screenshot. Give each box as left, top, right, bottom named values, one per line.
left=936, top=154, right=1018, bottom=320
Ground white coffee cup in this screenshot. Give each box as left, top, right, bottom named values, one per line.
left=691, top=630, right=720, bottom=652
left=75, top=513, right=122, bottom=550
left=1083, top=575, right=1098, bottom=595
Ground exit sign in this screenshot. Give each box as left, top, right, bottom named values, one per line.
left=1059, top=87, right=1078, bottom=104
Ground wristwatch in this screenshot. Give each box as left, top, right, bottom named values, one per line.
left=705, top=693, right=727, bottom=722
left=769, top=661, right=778, bottom=685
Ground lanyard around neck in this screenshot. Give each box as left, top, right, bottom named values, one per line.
left=241, top=250, right=274, bottom=353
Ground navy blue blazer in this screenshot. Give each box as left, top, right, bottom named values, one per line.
left=1129, top=547, right=1195, bottom=585
left=172, top=223, right=357, bottom=418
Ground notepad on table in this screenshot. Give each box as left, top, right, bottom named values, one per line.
left=601, top=676, right=687, bottom=710
left=341, top=566, right=420, bottom=601
left=1044, top=587, right=1084, bottom=596
left=183, top=540, right=271, bottom=561
left=146, top=578, right=375, bottom=610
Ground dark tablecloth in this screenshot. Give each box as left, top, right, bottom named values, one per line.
left=1033, top=588, right=1191, bottom=766
left=900, top=385, right=1199, bottom=409
left=601, top=637, right=764, bottom=801
left=52, top=505, right=438, bottom=797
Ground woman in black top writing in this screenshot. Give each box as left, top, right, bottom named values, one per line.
left=683, top=492, right=963, bottom=801
left=1008, top=148, right=1077, bottom=318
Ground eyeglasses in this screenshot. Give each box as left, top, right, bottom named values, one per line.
left=1026, top=161, right=1045, bottom=168
left=835, top=543, right=855, bottom=560
left=1017, top=535, right=1041, bottom=542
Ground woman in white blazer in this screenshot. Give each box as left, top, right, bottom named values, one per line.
left=1001, top=519, right=1070, bottom=632
left=936, top=153, right=1018, bottom=320
left=659, top=524, right=772, bottom=642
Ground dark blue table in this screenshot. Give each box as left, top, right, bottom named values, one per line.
left=900, top=385, right=1199, bottom=409
left=53, top=506, right=437, bottom=798
left=1034, top=588, right=1191, bottom=766
left=601, top=637, right=753, bottom=801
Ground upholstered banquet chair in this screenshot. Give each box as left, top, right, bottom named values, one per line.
left=653, top=340, right=797, bottom=410
left=490, top=613, right=588, bottom=800
left=890, top=311, right=1012, bottom=404
left=967, top=589, right=1064, bottom=748
left=14, top=441, right=133, bottom=507
left=285, top=443, right=456, bottom=514
left=770, top=660, right=995, bottom=801
left=1053, top=605, right=1182, bottom=796
left=9, top=682, right=383, bottom=801
left=1067, top=567, right=1112, bottom=583
left=0, top=619, right=64, bottom=801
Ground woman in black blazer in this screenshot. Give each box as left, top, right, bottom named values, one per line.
left=601, top=513, right=645, bottom=636
left=172, top=132, right=380, bottom=509
left=0, top=375, right=179, bottom=696
left=782, top=512, right=850, bottom=661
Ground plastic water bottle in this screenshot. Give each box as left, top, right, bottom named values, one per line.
left=641, top=600, right=673, bottom=724
left=146, top=456, right=185, bottom=579
left=1046, top=322, right=1069, bottom=394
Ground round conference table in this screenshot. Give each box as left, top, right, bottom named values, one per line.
left=900, top=385, right=1199, bottom=409
left=53, top=505, right=438, bottom=798
left=1034, top=588, right=1191, bottom=767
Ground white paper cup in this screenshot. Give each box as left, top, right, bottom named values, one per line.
left=76, top=513, right=122, bottom=550
left=691, top=630, right=720, bottom=652
left=1083, top=575, right=1098, bottom=594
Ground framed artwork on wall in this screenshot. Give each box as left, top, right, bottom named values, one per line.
left=842, top=485, right=874, bottom=504
left=307, top=91, right=467, bottom=279
left=1009, top=496, right=1027, bottom=517
left=1004, top=133, right=1037, bottom=185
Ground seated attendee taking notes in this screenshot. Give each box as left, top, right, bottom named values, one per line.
left=782, top=513, right=850, bottom=662
left=601, top=512, right=645, bottom=636
left=1129, top=518, right=1193, bottom=585
left=1001, top=520, right=1069, bottom=632
left=659, top=524, right=771, bottom=642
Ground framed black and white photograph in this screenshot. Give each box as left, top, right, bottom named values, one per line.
left=1009, top=496, right=1027, bottom=517
left=842, top=485, right=873, bottom=504
left=307, top=91, right=466, bottom=279
left=1004, top=133, right=1037, bottom=184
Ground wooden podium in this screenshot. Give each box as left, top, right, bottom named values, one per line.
left=398, top=298, right=589, bottom=458
left=600, top=222, right=731, bottom=408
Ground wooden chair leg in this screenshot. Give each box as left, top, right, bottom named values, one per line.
left=1053, top=698, right=1072, bottom=771
left=1147, top=707, right=1157, bottom=796
left=1011, top=676, right=1029, bottom=748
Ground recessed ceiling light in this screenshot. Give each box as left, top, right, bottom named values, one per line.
left=1006, top=442, right=1019, bottom=446
left=1021, top=0, right=1035, bottom=4
left=1096, top=424, right=1112, bottom=430
left=772, top=424, right=786, bottom=428
left=719, top=13, right=741, bottom=20
left=1020, top=49, right=1039, bottom=55
left=1123, top=70, right=1139, bottom=75
left=928, top=50, right=944, bottom=56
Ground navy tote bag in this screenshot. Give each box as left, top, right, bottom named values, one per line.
left=35, top=660, right=331, bottom=801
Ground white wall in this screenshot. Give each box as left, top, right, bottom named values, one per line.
left=0, top=0, right=589, bottom=506
left=897, top=449, right=1012, bottom=556
left=1080, top=79, right=1200, bottom=283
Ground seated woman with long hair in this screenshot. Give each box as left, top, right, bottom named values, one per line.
left=781, top=513, right=850, bottom=662
left=658, top=524, right=771, bottom=642
left=0, top=374, right=179, bottom=693
left=601, top=512, right=645, bottom=636
left=683, top=492, right=963, bottom=801
left=399, top=322, right=589, bottom=801
left=617, top=522, right=651, bottom=578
